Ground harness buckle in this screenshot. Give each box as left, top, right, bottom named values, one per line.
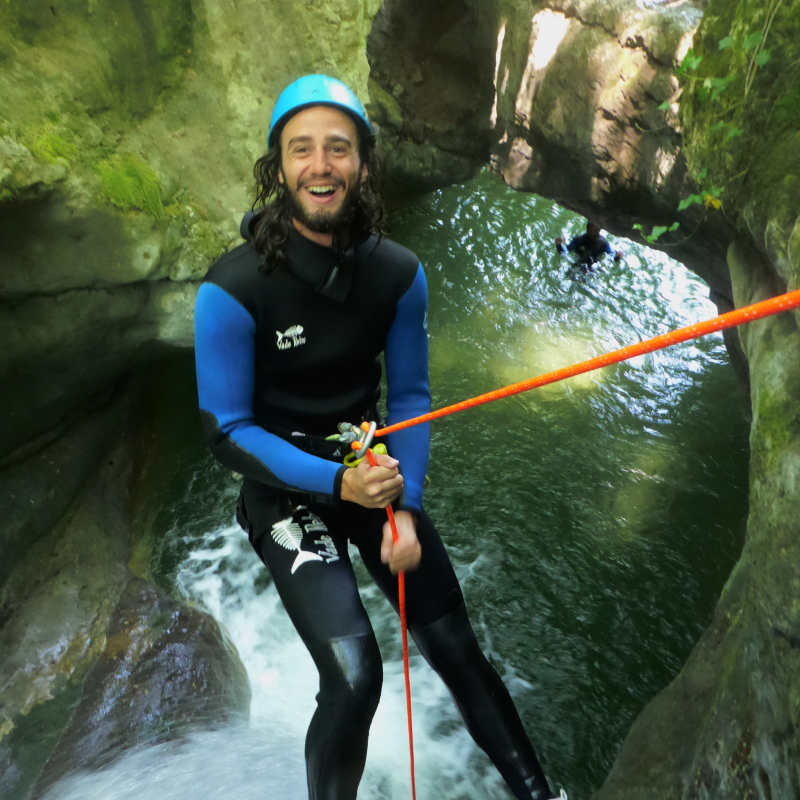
left=326, top=421, right=380, bottom=466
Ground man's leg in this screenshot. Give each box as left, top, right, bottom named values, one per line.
left=350, top=505, right=556, bottom=800
left=245, top=488, right=382, bottom=800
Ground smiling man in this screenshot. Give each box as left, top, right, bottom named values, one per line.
left=193, top=75, right=566, bottom=800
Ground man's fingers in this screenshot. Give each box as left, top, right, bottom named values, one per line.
left=381, top=525, right=393, bottom=564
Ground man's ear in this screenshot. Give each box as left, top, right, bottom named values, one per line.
left=278, top=165, right=285, bottom=185
left=360, top=162, right=368, bottom=185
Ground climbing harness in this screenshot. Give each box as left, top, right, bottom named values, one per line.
left=330, top=286, right=800, bottom=799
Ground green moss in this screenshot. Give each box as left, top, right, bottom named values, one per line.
left=754, top=388, right=800, bottom=471
left=97, top=153, right=163, bottom=217
left=27, top=131, right=77, bottom=164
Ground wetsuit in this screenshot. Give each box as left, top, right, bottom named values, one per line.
left=557, top=232, right=614, bottom=265
left=194, top=216, right=555, bottom=800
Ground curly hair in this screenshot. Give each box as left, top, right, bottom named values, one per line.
left=250, top=127, right=387, bottom=273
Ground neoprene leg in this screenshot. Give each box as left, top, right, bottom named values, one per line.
left=304, top=633, right=383, bottom=800
left=410, top=603, right=554, bottom=800
left=252, top=499, right=383, bottom=800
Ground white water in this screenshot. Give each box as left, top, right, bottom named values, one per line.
left=43, top=518, right=526, bottom=800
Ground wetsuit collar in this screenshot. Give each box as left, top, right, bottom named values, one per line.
left=285, top=227, right=355, bottom=303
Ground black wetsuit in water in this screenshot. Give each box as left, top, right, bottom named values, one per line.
left=194, top=215, right=555, bottom=800
left=557, top=232, right=614, bottom=265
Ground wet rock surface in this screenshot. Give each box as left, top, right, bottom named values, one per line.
left=32, top=578, right=251, bottom=797
left=367, top=0, right=498, bottom=203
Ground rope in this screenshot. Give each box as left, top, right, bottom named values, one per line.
left=376, top=288, right=800, bottom=438
left=362, top=286, right=800, bottom=799
left=365, top=447, right=417, bottom=800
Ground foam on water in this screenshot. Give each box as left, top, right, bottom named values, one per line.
left=42, top=519, right=523, bottom=800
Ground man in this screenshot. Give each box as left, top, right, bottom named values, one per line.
left=556, top=220, right=622, bottom=267
left=194, top=74, right=566, bottom=800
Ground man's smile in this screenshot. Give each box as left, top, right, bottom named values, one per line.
left=303, top=183, right=341, bottom=203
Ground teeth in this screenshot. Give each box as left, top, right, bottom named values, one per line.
left=307, top=185, right=335, bottom=194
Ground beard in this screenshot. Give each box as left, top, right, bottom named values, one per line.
left=285, top=177, right=362, bottom=234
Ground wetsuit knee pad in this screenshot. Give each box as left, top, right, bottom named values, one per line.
left=307, top=634, right=383, bottom=722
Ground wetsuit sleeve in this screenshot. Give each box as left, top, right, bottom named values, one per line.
left=566, top=235, right=581, bottom=253
left=194, top=282, right=346, bottom=497
left=384, top=264, right=430, bottom=514
left=603, top=239, right=613, bottom=256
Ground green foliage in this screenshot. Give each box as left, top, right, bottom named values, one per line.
left=743, top=31, right=763, bottom=52
left=678, top=51, right=703, bottom=75
left=773, top=84, right=800, bottom=129
left=633, top=221, right=680, bottom=244
left=97, top=153, right=163, bottom=217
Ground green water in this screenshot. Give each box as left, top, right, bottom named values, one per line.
left=387, top=169, right=750, bottom=793
left=144, top=169, right=750, bottom=799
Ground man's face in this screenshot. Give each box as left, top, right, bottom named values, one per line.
left=587, top=223, right=601, bottom=240
left=278, top=106, right=367, bottom=234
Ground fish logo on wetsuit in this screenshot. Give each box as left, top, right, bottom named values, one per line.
left=270, top=508, right=338, bottom=573
left=276, top=325, right=306, bottom=350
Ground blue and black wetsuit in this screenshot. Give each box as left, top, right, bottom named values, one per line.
left=557, top=232, right=614, bottom=265
left=194, top=217, right=555, bottom=800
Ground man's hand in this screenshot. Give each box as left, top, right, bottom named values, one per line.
left=381, top=511, right=422, bottom=574
left=614, top=249, right=623, bottom=261
left=340, top=453, right=404, bottom=508
left=555, top=236, right=564, bottom=246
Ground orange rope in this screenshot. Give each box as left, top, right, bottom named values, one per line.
left=365, top=447, right=417, bottom=800
left=376, top=288, right=800, bottom=438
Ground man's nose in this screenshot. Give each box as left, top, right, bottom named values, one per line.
left=310, top=145, right=331, bottom=174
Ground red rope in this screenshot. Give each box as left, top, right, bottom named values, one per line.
left=375, top=288, right=800, bottom=438
left=365, top=448, right=417, bottom=800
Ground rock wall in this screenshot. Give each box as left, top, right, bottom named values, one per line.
left=0, top=1, right=381, bottom=796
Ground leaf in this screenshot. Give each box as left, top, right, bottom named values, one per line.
left=718, top=36, right=737, bottom=50
left=704, top=195, right=723, bottom=210
left=658, top=100, right=672, bottom=111
left=678, top=193, right=704, bottom=211
left=709, top=121, right=726, bottom=133
left=696, top=167, right=708, bottom=180
left=708, top=186, right=724, bottom=197
left=678, top=52, right=703, bottom=74
left=710, top=74, right=736, bottom=100
left=668, top=221, right=681, bottom=232
left=725, top=126, right=744, bottom=139
left=756, top=48, right=771, bottom=68
left=633, top=223, right=666, bottom=243
left=743, top=31, right=762, bottom=51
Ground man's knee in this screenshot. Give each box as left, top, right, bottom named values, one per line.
left=311, top=634, right=383, bottom=720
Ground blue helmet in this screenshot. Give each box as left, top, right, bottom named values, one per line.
left=267, top=74, right=374, bottom=149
